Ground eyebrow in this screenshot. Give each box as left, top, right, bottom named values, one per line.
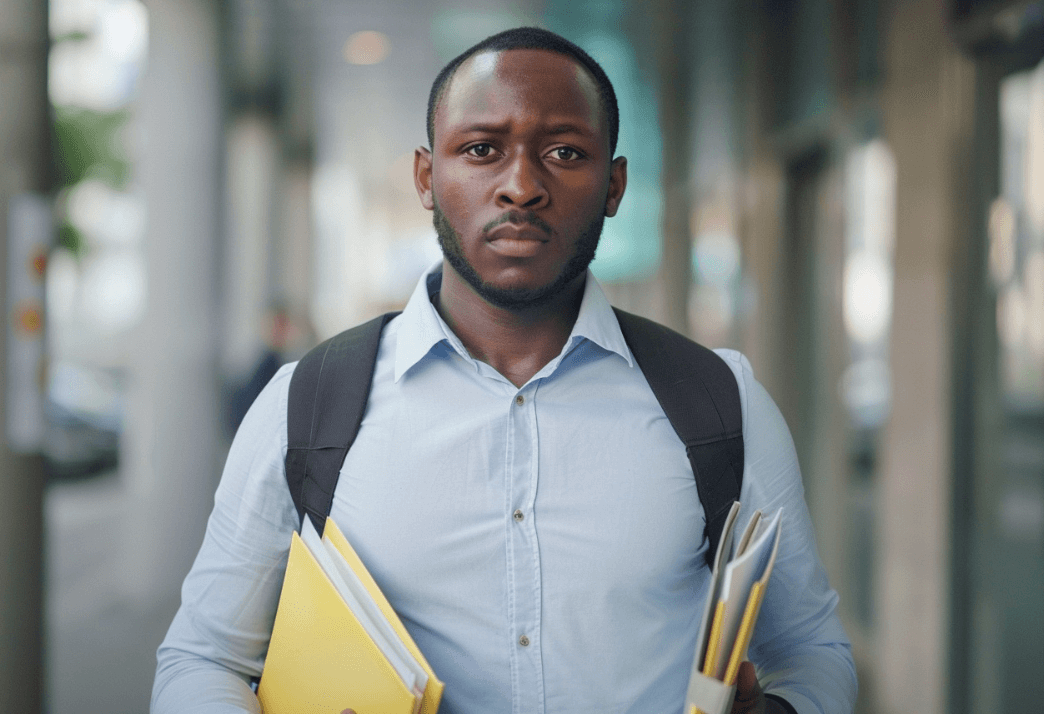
left=455, top=121, right=596, bottom=137
left=544, top=123, right=596, bottom=137
left=457, top=122, right=511, bottom=135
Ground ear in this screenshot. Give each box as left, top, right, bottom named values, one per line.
left=414, top=147, right=434, bottom=211
left=604, top=156, right=627, bottom=218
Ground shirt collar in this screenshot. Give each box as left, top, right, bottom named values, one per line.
left=392, top=261, right=635, bottom=383
left=567, top=268, right=634, bottom=367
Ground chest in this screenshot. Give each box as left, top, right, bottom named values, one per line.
left=330, top=349, right=707, bottom=611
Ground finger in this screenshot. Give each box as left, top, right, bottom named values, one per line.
left=340, top=710, right=356, bottom=714
left=730, top=661, right=763, bottom=714
left=735, top=660, right=758, bottom=699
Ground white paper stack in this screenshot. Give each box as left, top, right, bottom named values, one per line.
left=684, top=503, right=783, bottom=714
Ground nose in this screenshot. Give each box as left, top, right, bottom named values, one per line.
left=495, top=151, right=548, bottom=210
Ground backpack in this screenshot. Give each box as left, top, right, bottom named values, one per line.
left=284, top=308, right=743, bottom=568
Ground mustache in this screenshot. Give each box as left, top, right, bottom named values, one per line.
left=481, top=210, right=553, bottom=237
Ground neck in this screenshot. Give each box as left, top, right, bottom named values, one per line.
left=435, top=260, right=585, bottom=388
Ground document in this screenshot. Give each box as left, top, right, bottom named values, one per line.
left=257, top=518, right=444, bottom=714
left=685, top=503, right=783, bottom=714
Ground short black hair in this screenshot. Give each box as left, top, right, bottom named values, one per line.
left=426, top=26, right=620, bottom=156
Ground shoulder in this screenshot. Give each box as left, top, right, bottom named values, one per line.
left=233, top=361, right=296, bottom=452
left=710, top=350, right=797, bottom=476
left=269, top=361, right=297, bottom=416
left=711, top=349, right=754, bottom=408
left=710, top=348, right=753, bottom=384
left=710, top=349, right=787, bottom=443
left=214, top=361, right=300, bottom=530
left=272, top=360, right=297, bottom=384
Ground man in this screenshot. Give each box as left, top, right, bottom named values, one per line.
left=152, top=27, right=856, bottom=714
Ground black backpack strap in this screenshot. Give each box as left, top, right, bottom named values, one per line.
left=284, top=311, right=400, bottom=535
left=613, top=308, right=744, bottom=567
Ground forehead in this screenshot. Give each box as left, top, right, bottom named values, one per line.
left=436, top=49, right=606, bottom=141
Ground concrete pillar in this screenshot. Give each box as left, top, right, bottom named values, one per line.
left=687, top=0, right=742, bottom=349
left=222, top=0, right=288, bottom=380
left=122, top=0, right=223, bottom=603
left=275, top=25, right=316, bottom=333
left=274, top=156, right=314, bottom=342
left=734, top=3, right=787, bottom=395
left=222, top=113, right=279, bottom=379
left=653, top=0, right=693, bottom=336
left=800, top=159, right=851, bottom=612
left=0, top=0, right=50, bottom=709
left=877, top=1, right=976, bottom=712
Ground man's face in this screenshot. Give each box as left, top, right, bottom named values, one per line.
left=415, top=49, right=627, bottom=310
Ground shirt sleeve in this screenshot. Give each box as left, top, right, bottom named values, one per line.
left=151, top=363, right=300, bottom=714
left=715, top=350, right=858, bottom=714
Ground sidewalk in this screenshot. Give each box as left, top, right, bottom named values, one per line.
left=46, top=472, right=180, bottom=714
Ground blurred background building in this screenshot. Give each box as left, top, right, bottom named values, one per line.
left=0, top=0, right=1041, bottom=712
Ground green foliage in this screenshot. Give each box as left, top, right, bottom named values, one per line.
left=57, top=221, right=86, bottom=256
left=51, top=30, right=90, bottom=44
left=53, top=107, right=132, bottom=190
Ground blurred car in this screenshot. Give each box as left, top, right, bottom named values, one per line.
left=44, top=361, right=122, bottom=480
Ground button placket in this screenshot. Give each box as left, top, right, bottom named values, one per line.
left=506, top=380, right=543, bottom=713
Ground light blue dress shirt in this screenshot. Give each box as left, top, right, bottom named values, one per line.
left=152, top=266, right=856, bottom=714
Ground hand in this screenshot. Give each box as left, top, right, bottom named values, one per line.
left=730, top=661, right=786, bottom=714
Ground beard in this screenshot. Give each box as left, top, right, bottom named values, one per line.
left=433, top=201, right=604, bottom=311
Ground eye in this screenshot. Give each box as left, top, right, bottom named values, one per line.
left=552, top=147, right=582, bottom=161
left=466, top=143, right=493, bottom=158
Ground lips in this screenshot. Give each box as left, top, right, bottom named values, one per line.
left=485, top=225, right=547, bottom=258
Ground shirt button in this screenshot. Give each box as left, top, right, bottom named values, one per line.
left=513, top=509, right=524, bottom=522
left=518, top=634, right=530, bottom=647
left=515, top=394, right=525, bottom=406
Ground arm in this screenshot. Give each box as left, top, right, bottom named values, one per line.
left=151, top=364, right=300, bottom=714
left=718, top=351, right=858, bottom=714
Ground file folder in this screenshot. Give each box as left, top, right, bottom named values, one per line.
left=257, top=518, right=444, bottom=714
left=684, top=503, right=782, bottom=714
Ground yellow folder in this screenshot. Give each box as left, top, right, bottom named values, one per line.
left=257, top=519, right=444, bottom=714
left=323, top=519, right=444, bottom=714
left=722, top=580, right=768, bottom=686
left=685, top=504, right=783, bottom=714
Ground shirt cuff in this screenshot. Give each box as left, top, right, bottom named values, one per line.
left=765, top=693, right=799, bottom=714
